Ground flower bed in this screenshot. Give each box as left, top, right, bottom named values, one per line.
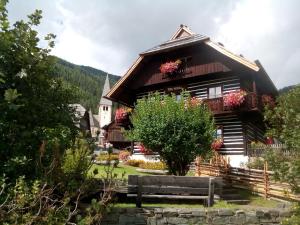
left=223, top=89, right=247, bottom=108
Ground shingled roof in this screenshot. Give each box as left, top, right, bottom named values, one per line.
left=140, top=34, right=209, bottom=56
left=106, top=25, right=277, bottom=102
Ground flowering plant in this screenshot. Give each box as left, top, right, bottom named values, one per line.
left=159, top=59, right=182, bottom=74
left=211, top=138, right=223, bottom=151
left=138, top=143, right=152, bottom=155
left=261, top=95, right=275, bottom=108
left=223, top=89, right=247, bottom=108
left=115, top=107, right=132, bottom=122
left=185, top=97, right=202, bottom=108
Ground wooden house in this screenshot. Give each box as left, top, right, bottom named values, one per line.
left=105, top=25, right=277, bottom=167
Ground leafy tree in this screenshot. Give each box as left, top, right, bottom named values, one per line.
left=0, top=0, right=78, bottom=179
left=264, top=85, right=300, bottom=150
left=126, top=92, right=215, bottom=175
left=263, top=86, right=300, bottom=193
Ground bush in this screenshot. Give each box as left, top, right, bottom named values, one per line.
left=139, top=161, right=167, bottom=170
left=97, top=154, right=119, bottom=161
left=125, top=159, right=145, bottom=167
left=246, top=157, right=265, bottom=170
left=126, top=92, right=215, bottom=175
left=61, top=138, right=92, bottom=191
left=119, top=150, right=131, bottom=162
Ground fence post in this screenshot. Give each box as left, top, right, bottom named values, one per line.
left=264, top=161, right=269, bottom=199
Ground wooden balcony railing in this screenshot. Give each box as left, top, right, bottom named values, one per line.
left=203, top=92, right=263, bottom=114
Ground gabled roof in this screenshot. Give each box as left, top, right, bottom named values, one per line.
left=100, top=74, right=112, bottom=106
left=106, top=25, right=276, bottom=101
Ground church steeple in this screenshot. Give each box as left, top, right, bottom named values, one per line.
left=100, top=74, right=112, bottom=106
left=99, top=74, right=112, bottom=128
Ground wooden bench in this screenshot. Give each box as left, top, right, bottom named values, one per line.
left=127, top=175, right=219, bottom=207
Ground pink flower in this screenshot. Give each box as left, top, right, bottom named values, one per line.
left=223, top=90, right=247, bottom=107
left=160, top=60, right=182, bottom=74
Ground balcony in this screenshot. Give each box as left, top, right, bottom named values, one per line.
left=203, top=92, right=263, bottom=114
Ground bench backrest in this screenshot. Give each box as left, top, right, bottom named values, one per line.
left=128, top=175, right=220, bottom=195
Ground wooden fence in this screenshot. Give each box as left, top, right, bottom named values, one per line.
left=246, top=144, right=292, bottom=157
left=195, top=155, right=300, bottom=201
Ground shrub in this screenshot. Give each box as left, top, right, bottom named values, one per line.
left=126, top=92, right=215, bottom=175
left=125, top=159, right=145, bottom=167
left=97, top=154, right=119, bottom=161
left=139, top=161, right=167, bottom=170
left=119, top=150, right=131, bottom=162
left=246, top=157, right=265, bottom=170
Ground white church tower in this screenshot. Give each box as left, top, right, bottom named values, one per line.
left=99, top=74, right=112, bottom=128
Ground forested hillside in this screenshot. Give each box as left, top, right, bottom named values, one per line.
left=51, top=57, right=120, bottom=113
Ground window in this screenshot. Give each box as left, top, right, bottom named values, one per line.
left=175, top=94, right=182, bottom=101
left=215, top=126, right=223, bottom=139
left=103, top=106, right=106, bottom=111
left=208, top=86, right=222, bottom=99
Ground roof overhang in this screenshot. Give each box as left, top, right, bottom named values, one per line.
left=106, top=25, right=275, bottom=104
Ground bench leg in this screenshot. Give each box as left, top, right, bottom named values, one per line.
left=208, top=178, right=215, bottom=207
left=136, top=176, right=142, bottom=208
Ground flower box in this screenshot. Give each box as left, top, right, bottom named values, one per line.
left=115, top=107, right=132, bottom=124
left=159, top=59, right=182, bottom=75
left=223, top=89, right=247, bottom=108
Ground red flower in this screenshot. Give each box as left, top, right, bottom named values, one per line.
left=115, top=108, right=131, bottom=122
left=160, top=60, right=182, bottom=74
left=211, top=138, right=223, bottom=150
left=223, top=90, right=247, bottom=107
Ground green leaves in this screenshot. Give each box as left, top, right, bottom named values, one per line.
left=127, top=91, right=215, bottom=175
left=265, top=85, right=300, bottom=151
left=4, top=88, right=21, bottom=103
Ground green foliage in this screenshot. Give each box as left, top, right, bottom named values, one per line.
left=263, top=86, right=300, bottom=193
left=51, top=57, right=120, bottom=113
left=61, top=138, right=93, bottom=191
left=0, top=0, right=78, bottom=179
left=264, top=85, right=300, bottom=150
left=264, top=150, right=300, bottom=193
left=126, top=92, right=215, bottom=175
left=281, top=203, right=300, bottom=225
left=246, top=157, right=265, bottom=170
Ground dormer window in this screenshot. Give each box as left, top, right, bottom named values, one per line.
left=208, top=86, right=222, bottom=99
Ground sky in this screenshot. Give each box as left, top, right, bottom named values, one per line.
left=7, top=0, right=300, bottom=88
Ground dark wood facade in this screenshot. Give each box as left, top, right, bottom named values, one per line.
left=103, top=121, right=131, bottom=149
left=106, top=25, right=277, bottom=157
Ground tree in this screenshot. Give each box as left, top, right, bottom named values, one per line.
left=264, top=85, right=300, bottom=150
left=0, top=0, right=78, bottom=180
left=126, top=92, right=215, bottom=175
left=263, top=85, right=300, bottom=193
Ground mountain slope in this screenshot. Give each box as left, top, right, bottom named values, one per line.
left=51, top=57, right=120, bottom=113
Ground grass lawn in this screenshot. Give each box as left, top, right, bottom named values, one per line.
left=88, top=163, right=195, bottom=179
left=88, top=163, right=150, bottom=179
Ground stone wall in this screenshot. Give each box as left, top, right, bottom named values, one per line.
left=102, top=207, right=292, bottom=225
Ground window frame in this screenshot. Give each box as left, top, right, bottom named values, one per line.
left=207, top=85, right=223, bottom=99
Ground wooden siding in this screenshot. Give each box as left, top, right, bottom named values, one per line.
left=215, top=115, right=245, bottom=155
left=187, top=75, right=240, bottom=99
left=245, top=122, right=265, bottom=144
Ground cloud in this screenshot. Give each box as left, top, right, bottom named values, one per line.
left=6, top=0, right=300, bottom=88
